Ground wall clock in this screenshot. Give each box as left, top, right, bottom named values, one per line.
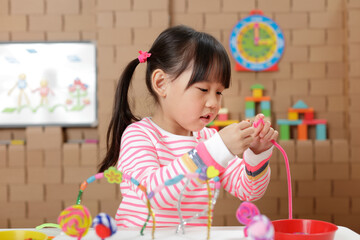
left=229, top=10, right=285, bottom=72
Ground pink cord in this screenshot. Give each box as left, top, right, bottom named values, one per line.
left=253, top=118, right=293, bottom=219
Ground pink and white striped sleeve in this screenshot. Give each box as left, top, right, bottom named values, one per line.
left=117, top=124, right=225, bottom=209
left=220, top=148, right=272, bottom=201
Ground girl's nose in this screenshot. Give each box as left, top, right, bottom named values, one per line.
left=205, top=94, right=219, bottom=108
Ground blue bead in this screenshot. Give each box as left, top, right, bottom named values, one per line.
left=87, top=176, right=96, bottom=184
left=213, top=176, right=220, bottom=182
left=130, top=178, right=140, bottom=186
left=165, top=175, right=184, bottom=186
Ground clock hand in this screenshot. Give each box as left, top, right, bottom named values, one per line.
left=254, top=22, right=259, bottom=46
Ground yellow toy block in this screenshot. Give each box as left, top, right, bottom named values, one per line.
left=252, top=89, right=263, bottom=98
left=288, top=111, right=299, bottom=120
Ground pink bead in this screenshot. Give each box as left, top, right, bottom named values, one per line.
left=95, top=173, right=104, bottom=179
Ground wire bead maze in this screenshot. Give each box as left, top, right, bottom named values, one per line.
left=73, top=165, right=221, bottom=240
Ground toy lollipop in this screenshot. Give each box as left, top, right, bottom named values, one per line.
left=93, top=213, right=117, bottom=240
left=58, top=205, right=92, bottom=240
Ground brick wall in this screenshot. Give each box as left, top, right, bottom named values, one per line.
left=0, top=0, right=359, bottom=233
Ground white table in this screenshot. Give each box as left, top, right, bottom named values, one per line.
left=32, top=226, right=358, bottom=240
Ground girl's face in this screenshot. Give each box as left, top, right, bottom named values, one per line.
left=161, top=66, right=224, bottom=136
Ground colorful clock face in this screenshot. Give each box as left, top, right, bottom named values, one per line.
left=229, top=14, right=285, bottom=71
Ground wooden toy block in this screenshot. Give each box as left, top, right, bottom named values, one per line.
left=288, top=111, right=299, bottom=120
left=260, top=101, right=271, bottom=110
left=245, top=96, right=271, bottom=102
left=218, top=114, right=228, bottom=121
left=261, top=109, right=271, bottom=117
left=211, top=120, right=239, bottom=127
left=288, top=107, right=314, bottom=113
left=245, top=108, right=256, bottom=118
left=253, top=88, right=263, bottom=98
left=297, top=124, right=308, bottom=140
left=292, top=100, right=308, bottom=109
left=209, top=125, right=219, bottom=131
left=245, top=101, right=255, bottom=109
left=277, top=119, right=303, bottom=125
left=217, top=108, right=229, bottom=121
left=302, top=119, right=327, bottom=125
left=304, top=111, right=314, bottom=120
left=279, top=125, right=290, bottom=140
left=316, top=124, right=327, bottom=140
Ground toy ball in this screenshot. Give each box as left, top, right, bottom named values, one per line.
left=247, top=214, right=274, bottom=240
left=93, top=213, right=117, bottom=239
left=58, top=204, right=92, bottom=240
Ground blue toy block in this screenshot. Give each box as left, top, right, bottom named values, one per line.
left=316, top=124, right=327, bottom=140
left=293, top=100, right=308, bottom=109
left=277, top=119, right=303, bottom=126
left=245, top=108, right=255, bottom=118
left=260, top=101, right=271, bottom=110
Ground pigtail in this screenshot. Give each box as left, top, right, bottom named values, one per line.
left=98, top=59, right=141, bottom=172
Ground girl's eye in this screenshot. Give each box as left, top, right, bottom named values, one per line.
left=216, top=91, right=223, bottom=95
left=198, top=88, right=208, bottom=92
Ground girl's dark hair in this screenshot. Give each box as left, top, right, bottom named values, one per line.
left=98, top=25, right=231, bottom=172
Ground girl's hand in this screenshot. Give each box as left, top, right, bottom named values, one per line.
left=218, top=121, right=255, bottom=156
left=249, top=114, right=278, bottom=154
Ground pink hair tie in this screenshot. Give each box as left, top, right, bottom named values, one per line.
left=138, top=50, right=151, bottom=63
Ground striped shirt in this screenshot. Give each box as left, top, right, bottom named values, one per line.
left=116, top=117, right=272, bottom=228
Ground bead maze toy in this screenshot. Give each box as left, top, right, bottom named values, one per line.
left=236, top=118, right=337, bottom=240
left=245, top=84, right=271, bottom=122
left=276, top=100, right=327, bottom=141
left=53, top=166, right=221, bottom=240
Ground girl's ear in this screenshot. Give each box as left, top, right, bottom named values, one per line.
left=151, top=69, right=168, bottom=97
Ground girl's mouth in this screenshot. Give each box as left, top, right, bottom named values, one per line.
left=200, top=115, right=210, bottom=120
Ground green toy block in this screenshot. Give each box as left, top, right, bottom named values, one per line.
left=245, top=101, right=255, bottom=109
left=280, top=124, right=290, bottom=140
left=261, top=109, right=271, bottom=117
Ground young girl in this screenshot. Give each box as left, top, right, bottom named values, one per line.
left=98, top=25, right=278, bottom=228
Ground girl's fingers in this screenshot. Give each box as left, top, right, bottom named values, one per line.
left=238, top=120, right=252, bottom=130
left=259, top=121, right=271, bottom=137
left=262, top=127, right=274, bottom=141
left=241, top=127, right=255, bottom=138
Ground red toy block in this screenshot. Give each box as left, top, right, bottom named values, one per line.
left=304, top=111, right=314, bottom=120
left=302, top=119, right=327, bottom=125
